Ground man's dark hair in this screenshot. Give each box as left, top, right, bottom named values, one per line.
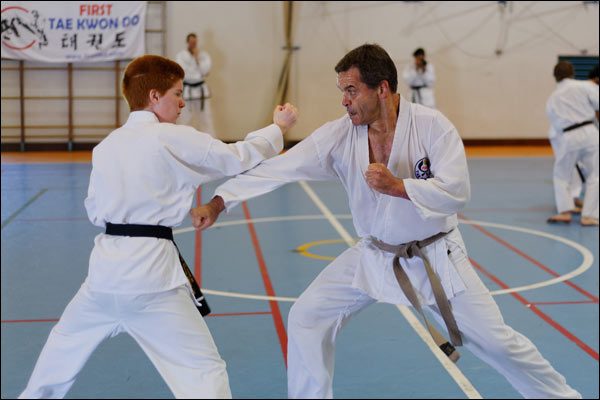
left=413, top=48, right=425, bottom=57
left=588, top=64, right=599, bottom=80
left=186, top=33, right=197, bottom=43
left=334, top=44, right=398, bottom=93
left=553, top=61, right=574, bottom=82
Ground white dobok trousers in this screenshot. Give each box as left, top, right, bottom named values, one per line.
left=287, top=232, right=581, bottom=399
left=19, top=284, right=231, bottom=399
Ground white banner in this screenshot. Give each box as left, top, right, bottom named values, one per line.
left=1, top=2, right=146, bottom=63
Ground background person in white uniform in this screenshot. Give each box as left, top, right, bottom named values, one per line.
left=402, top=47, right=436, bottom=108
left=587, top=65, right=600, bottom=133
left=176, top=33, right=216, bottom=136
left=191, top=44, right=581, bottom=399
left=548, top=124, right=584, bottom=212
left=547, top=64, right=600, bottom=215
left=18, top=55, right=298, bottom=399
left=546, top=61, right=599, bottom=226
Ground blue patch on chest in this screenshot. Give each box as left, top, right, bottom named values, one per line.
left=414, top=157, right=433, bottom=179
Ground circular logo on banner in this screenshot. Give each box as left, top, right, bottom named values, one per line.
left=1, top=6, right=47, bottom=51
left=414, top=157, right=433, bottom=180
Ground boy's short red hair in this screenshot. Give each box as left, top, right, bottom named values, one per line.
left=122, top=55, right=184, bottom=111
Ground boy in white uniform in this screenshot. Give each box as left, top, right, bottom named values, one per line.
left=19, top=55, right=298, bottom=399
left=192, top=44, right=581, bottom=399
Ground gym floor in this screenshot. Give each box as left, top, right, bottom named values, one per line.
left=1, top=146, right=597, bottom=399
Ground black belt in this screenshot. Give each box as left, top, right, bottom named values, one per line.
left=105, top=223, right=211, bottom=316
left=183, top=80, right=205, bottom=88
left=183, top=81, right=207, bottom=111
left=410, top=85, right=427, bottom=104
left=563, top=120, right=594, bottom=132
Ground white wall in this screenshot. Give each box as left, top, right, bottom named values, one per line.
left=3, top=1, right=598, bottom=144
left=166, top=1, right=284, bottom=141
left=167, top=1, right=598, bottom=141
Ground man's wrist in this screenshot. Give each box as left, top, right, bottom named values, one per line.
left=391, top=178, right=409, bottom=200
left=210, top=195, right=225, bottom=213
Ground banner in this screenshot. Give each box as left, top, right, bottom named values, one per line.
left=1, top=2, right=146, bottom=63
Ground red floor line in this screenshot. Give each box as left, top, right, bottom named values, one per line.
left=206, top=311, right=273, bottom=318
left=242, top=202, right=288, bottom=367
left=460, top=213, right=599, bottom=302
left=195, top=187, right=202, bottom=287
left=530, top=300, right=599, bottom=306
left=1, top=319, right=59, bottom=323
left=470, top=258, right=599, bottom=361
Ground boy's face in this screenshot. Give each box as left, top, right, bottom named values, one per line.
left=152, top=80, right=185, bottom=123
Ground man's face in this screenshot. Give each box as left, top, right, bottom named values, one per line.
left=152, top=79, right=185, bottom=123
left=336, top=67, right=379, bottom=126
left=414, top=54, right=425, bottom=67
left=187, top=36, right=197, bottom=52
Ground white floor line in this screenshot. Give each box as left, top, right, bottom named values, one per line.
left=176, top=215, right=593, bottom=297
left=298, top=180, right=482, bottom=399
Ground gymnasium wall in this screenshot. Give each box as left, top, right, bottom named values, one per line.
left=2, top=2, right=597, bottom=146
left=166, top=1, right=598, bottom=141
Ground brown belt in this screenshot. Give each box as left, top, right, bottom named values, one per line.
left=370, top=230, right=462, bottom=360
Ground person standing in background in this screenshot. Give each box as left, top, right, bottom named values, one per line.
left=176, top=33, right=216, bottom=136
left=403, top=47, right=436, bottom=108
left=546, top=61, right=599, bottom=226
left=547, top=64, right=600, bottom=214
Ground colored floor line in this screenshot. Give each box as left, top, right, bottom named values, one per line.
left=1, top=319, right=59, bottom=324
left=461, top=213, right=598, bottom=303
left=205, top=311, right=272, bottom=318
left=242, top=202, right=289, bottom=367
left=1, top=188, right=48, bottom=229
left=470, top=258, right=599, bottom=361
left=531, top=300, right=598, bottom=306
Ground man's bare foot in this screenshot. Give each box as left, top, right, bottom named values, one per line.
left=547, top=212, right=572, bottom=224
left=580, top=216, right=599, bottom=226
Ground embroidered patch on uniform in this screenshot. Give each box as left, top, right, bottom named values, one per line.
left=414, top=157, right=433, bottom=179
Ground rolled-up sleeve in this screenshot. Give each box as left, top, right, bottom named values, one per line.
left=404, top=122, right=470, bottom=220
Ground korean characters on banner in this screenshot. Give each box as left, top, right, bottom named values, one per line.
left=1, top=2, right=146, bottom=62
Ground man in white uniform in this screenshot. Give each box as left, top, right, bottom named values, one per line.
left=402, top=47, right=435, bottom=108
left=548, top=124, right=584, bottom=212
left=176, top=33, right=215, bottom=136
left=18, top=55, right=298, bottom=399
left=588, top=65, right=600, bottom=128
left=547, top=65, right=600, bottom=217
left=546, top=61, right=599, bottom=226
left=192, top=44, right=581, bottom=399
